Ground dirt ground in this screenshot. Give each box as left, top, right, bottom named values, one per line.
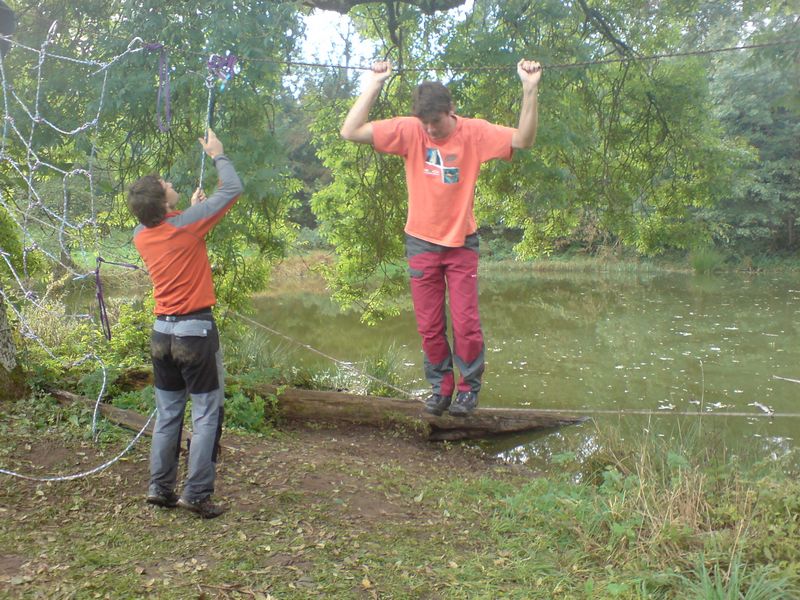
left=1, top=416, right=538, bottom=597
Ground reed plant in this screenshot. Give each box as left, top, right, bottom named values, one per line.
left=422, top=420, right=800, bottom=597
left=689, top=246, right=727, bottom=274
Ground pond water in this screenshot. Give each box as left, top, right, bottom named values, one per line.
left=252, top=267, right=800, bottom=463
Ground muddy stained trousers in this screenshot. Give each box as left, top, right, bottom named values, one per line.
left=406, top=234, right=485, bottom=396
left=148, top=310, right=224, bottom=503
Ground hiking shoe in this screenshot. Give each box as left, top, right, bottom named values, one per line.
left=448, top=391, right=478, bottom=417
left=146, top=490, right=179, bottom=508
left=177, top=496, right=227, bottom=519
left=424, top=393, right=452, bottom=416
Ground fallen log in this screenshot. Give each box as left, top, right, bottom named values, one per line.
left=249, top=385, right=588, bottom=441
left=50, top=389, right=192, bottom=445
left=52, top=380, right=588, bottom=442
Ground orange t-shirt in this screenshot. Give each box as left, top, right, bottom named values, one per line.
left=133, top=156, right=242, bottom=315
left=372, top=116, right=514, bottom=247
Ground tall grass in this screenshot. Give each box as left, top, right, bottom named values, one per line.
left=690, top=247, right=727, bottom=274
left=573, top=423, right=799, bottom=595
left=434, top=421, right=800, bottom=597
left=675, top=554, right=799, bottom=599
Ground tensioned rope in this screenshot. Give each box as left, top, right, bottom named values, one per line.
left=232, top=311, right=800, bottom=419
left=204, top=38, right=800, bottom=73
left=2, top=30, right=799, bottom=481
left=3, top=33, right=797, bottom=75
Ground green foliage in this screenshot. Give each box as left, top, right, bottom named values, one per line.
left=0, top=206, right=24, bottom=278
left=675, top=554, right=799, bottom=599
left=107, top=298, right=153, bottom=368
left=360, top=343, right=406, bottom=397
left=706, top=20, right=800, bottom=253
left=690, top=246, right=727, bottom=274
left=310, top=97, right=408, bottom=322
left=224, top=390, right=276, bottom=434
left=112, top=386, right=155, bottom=414
left=294, top=226, right=330, bottom=251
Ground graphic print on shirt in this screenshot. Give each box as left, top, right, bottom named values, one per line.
left=424, top=148, right=460, bottom=184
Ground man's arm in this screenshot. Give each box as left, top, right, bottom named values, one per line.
left=511, top=59, right=542, bottom=150
left=171, top=129, right=243, bottom=231
left=340, top=61, right=393, bottom=145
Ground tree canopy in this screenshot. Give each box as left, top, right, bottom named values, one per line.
left=0, top=0, right=796, bottom=324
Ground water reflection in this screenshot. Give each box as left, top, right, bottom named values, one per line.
left=253, top=269, right=800, bottom=456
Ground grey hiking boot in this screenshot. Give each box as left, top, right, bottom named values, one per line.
left=146, top=490, right=179, bottom=508
left=424, top=393, right=452, bottom=416
left=177, top=496, right=227, bottom=519
left=448, top=391, right=478, bottom=417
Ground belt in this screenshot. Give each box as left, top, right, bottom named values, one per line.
left=156, top=308, right=213, bottom=322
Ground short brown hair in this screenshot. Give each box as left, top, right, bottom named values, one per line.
left=127, top=175, right=166, bottom=227
left=412, top=81, right=453, bottom=121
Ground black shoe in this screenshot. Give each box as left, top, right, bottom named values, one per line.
left=449, top=391, right=478, bottom=417
left=424, top=393, right=452, bottom=416
left=146, top=490, right=179, bottom=508
left=177, top=496, right=227, bottom=519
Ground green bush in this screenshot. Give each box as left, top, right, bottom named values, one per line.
left=224, top=390, right=277, bottom=434
left=111, top=386, right=155, bottom=414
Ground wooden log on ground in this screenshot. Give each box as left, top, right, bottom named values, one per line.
left=50, top=389, right=192, bottom=445
left=53, top=376, right=587, bottom=442
left=250, top=385, right=588, bottom=441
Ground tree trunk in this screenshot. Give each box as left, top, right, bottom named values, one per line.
left=0, top=291, right=27, bottom=401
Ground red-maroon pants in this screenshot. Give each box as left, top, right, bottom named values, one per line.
left=406, top=235, right=485, bottom=396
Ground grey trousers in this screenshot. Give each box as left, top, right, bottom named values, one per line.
left=148, top=312, right=224, bottom=502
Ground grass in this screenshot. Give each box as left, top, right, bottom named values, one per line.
left=2, top=395, right=799, bottom=598
left=689, top=247, right=727, bottom=274
left=6, top=246, right=800, bottom=597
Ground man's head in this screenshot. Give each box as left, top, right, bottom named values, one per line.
left=412, top=81, right=456, bottom=140
left=127, top=175, right=178, bottom=227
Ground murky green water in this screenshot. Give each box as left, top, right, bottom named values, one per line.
left=252, top=267, right=800, bottom=460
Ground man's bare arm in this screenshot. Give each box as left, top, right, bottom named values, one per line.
left=511, top=59, right=542, bottom=150
left=340, top=61, right=393, bottom=144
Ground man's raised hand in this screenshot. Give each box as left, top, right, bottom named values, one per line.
left=368, top=61, right=393, bottom=85
left=517, top=59, right=542, bottom=89
left=199, top=128, right=223, bottom=159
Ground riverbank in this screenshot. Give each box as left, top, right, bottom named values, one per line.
left=2, top=395, right=798, bottom=598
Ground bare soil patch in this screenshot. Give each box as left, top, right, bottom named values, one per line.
left=1, top=414, right=539, bottom=597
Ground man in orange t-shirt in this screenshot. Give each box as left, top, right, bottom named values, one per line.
left=128, top=129, right=242, bottom=518
left=341, top=60, right=541, bottom=416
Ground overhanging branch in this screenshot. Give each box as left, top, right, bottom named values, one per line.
left=302, top=0, right=466, bottom=15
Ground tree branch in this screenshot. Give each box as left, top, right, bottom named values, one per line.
left=302, top=0, right=466, bottom=15
left=575, top=0, right=632, bottom=56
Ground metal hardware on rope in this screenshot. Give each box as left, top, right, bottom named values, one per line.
left=198, top=53, right=239, bottom=186
left=94, top=256, right=143, bottom=341
left=198, top=76, right=215, bottom=185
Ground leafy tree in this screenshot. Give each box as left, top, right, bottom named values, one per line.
left=708, top=11, right=800, bottom=253
left=308, top=0, right=753, bottom=319
left=3, top=0, right=308, bottom=306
